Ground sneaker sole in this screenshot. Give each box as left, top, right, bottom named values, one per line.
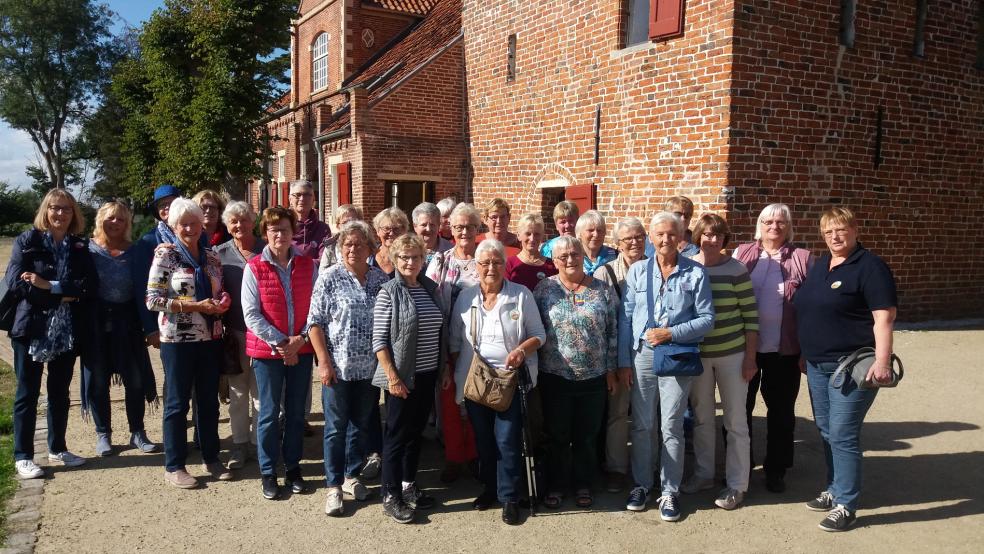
left=17, top=471, right=44, bottom=479
left=626, top=503, right=648, bottom=512
left=714, top=501, right=741, bottom=510
left=326, top=507, right=344, bottom=517
left=165, top=478, right=199, bottom=489
left=818, top=519, right=856, bottom=532
left=660, top=513, right=681, bottom=522
left=48, top=458, right=86, bottom=467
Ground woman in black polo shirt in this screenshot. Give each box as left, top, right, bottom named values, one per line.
left=793, top=206, right=897, bottom=533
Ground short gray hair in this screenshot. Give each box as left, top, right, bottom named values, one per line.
left=754, top=203, right=795, bottom=243
left=475, top=238, right=506, bottom=262
left=515, top=213, right=545, bottom=232
left=337, top=220, right=376, bottom=251
left=167, top=197, right=204, bottom=228
left=436, top=197, right=457, bottom=217
left=333, top=204, right=363, bottom=226
left=373, top=207, right=409, bottom=232
left=289, top=180, right=314, bottom=194
left=551, top=235, right=585, bottom=257
left=412, top=202, right=440, bottom=224
left=575, top=209, right=606, bottom=236
left=649, top=211, right=685, bottom=236
left=614, top=217, right=645, bottom=238
left=222, top=201, right=255, bottom=226
left=449, top=202, right=481, bottom=227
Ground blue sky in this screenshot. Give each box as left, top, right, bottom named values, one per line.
left=0, top=1, right=164, bottom=189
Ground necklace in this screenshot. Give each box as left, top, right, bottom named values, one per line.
left=559, top=274, right=587, bottom=305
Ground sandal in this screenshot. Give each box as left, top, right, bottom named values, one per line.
left=575, top=489, right=593, bottom=508
left=543, top=492, right=563, bottom=509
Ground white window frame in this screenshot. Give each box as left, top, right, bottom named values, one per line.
left=277, top=150, right=286, bottom=181
left=312, top=33, right=330, bottom=92
left=299, top=144, right=310, bottom=180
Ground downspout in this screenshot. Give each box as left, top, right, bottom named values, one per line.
left=315, top=133, right=326, bottom=222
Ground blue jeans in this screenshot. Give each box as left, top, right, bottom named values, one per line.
left=322, top=378, right=377, bottom=486
left=11, top=339, right=75, bottom=461
left=253, top=355, right=314, bottom=476
left=806, top=361, right=878, bottom=512
left=161, top=341, right=221, bottom=471
left=630, top=345, right=694, bottom=495
left=466, top=396, right=523, bottom=502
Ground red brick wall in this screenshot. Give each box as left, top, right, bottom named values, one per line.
left=349, top=9, right=420, bottom=72
left=729, top=0, right=984, bottom=320
left=295, top=0, right=344, bottom=100
left=462, top=0, right=736, bottom=237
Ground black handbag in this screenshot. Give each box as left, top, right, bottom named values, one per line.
left=645, top=257, right=703, bottom=377
left=831, top=347, right=903, bottom=390
left=0, top=276, right=18, bottom=332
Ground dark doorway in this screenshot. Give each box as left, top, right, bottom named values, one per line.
left=388, top=181, right=435, bottom=215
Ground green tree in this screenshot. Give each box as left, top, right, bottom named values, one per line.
left=0, top=0, right=117, bottom=189
left=114, top=0, right=293, bottom=202
left=0, top=181, right=40, bottom=234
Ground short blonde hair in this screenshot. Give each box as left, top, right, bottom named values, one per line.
left=575, top=209, right=606, bottom=236
left=515, top=213, right=545, bottom=233
left=373, top=207, right=409, bottom=234
left=93, top=201, right=133, bottom=242
left=819, top=206, right=857, bottom=233
left=552, top=200, right=579, bottom=221
left=483, top=198, right=511, bottom=217
left=664, top=196, right=695, bottom=218
left=192, top=189, right=227, bottom=212
left=388, top=233, right=426, bottom=264
left=35, top=189, right=85, bottom=235
left=334, top=204, right=363, bottom=226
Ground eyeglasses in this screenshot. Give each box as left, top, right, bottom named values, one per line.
left=395, top=254, right=422, bottom=263
left=554, top=253, right=583, bottom=263
left=672, top=211, right=691, bottom=219
left=342, top=242, right=367, bottom=251
left=477, top=260, right=504, bottom=268
left=47, top=205, right=72, bottom=214
left=701, top=232, right=723, bottom=240
left=200, top=204, right=220, bottom=212
left=451, top=224, right=476, bottom=233
left=266, top=227, right=292, bottom=236
left=618, top=234, right=646, bottom=244
left=486, top=214, right=508, bottom=221
left=378, top=226, right=404, bottom=234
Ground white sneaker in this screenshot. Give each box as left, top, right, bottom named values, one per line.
left=325, top=487, right=344, bottom=516
left=714, top=487, right=745, bottom=510
left=15, top=460, right=44, bottom=479
left=48, top=451, right=86, bottom=467
left=342, top=476, right=369, bottom=501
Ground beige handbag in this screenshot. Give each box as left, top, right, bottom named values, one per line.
left=463, top=306, right=518, bottom=412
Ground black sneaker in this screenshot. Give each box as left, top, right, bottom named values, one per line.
left=402, top=482, right=435, bottom=510
left=818, top=505, right=856, bottom=532
left=806, top=490, right=834, bottom=512
left=383, top=494, right=415, bottom=524
left=261, top=475, right=280, bottom=500
left=286, top=469, right=309, bottom=495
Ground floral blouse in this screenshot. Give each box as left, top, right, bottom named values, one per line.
left=145, top=244, right=224, bottom=343
left=306, top=263, right=389, bottom=381
left=425, top=249, right=479, bottom=318
left=533, top=276, right=618, bottom=381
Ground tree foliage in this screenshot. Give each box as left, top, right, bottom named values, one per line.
left=0, top=0, right=117, bottom=189
left=113, top=0, right=293, bottom=203
left=0, top=181, right=40, bottom=234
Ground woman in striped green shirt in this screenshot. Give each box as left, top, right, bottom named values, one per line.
left=683, top=214, right=759, bottom=511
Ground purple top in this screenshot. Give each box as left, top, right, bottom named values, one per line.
left=293, top=209, right=330, bottom=260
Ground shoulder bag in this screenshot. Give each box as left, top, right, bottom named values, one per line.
left=646, top=257, right=704, bottom=377
left=831, top=347, right=903, bottom=390
left=463, top=305, right=519, bottom=411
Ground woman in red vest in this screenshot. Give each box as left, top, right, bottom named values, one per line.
left=242, top=207, right=318, bottom=501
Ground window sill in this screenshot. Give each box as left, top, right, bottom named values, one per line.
left=611, top=41, right=655, bottom=59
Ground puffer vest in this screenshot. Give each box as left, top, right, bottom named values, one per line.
left=370, top=274, right=445, bottom=390
left=245, top=254, right=315, bottom=359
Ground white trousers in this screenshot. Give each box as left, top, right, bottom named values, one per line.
left=690, top=351, right=751, bottom=491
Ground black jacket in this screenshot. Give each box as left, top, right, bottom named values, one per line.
left=3, top=229, right=98, bottom=343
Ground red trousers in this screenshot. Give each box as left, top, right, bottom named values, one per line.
left=440, top=376, right=477, bottom=463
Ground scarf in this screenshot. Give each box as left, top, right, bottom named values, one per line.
left=29, top=233, right=74, bottom=362
left=156, top=220, right=213, bottom=301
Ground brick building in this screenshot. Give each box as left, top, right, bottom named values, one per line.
left=461, top=0, right=984, bottom=320
left=251, top=0, right=469, bottom=223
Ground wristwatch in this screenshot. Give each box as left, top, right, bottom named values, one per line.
left=301, top=331, right=310, bottom=343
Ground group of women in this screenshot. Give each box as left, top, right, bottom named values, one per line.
left=3, top=185, right=897, bottom=533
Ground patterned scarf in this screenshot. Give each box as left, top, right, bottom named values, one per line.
left=29, top=234, right=73, bottom=362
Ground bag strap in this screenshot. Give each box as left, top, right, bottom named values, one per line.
left=604, top=264, right=621, bottom=297
left=646, top=257, right=656, bottom=329
left=470, top=305, right=480, bottom=348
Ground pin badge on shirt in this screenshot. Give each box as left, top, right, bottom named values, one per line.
left=536, top=271, right=545, bottom=280
left=831, top=281, right=842, bottom=289
left=510, top=310, right=520, bottom=321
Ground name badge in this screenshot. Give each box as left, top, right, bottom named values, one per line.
left=831, top=281, right=842, bottom=290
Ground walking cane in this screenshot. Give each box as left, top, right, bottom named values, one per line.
left=518, top=363, right=538, bottom=516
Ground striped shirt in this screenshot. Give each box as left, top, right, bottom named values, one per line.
left=372, top=286, right=443, bottom=373
left=700, top=257, right=759, bottom=357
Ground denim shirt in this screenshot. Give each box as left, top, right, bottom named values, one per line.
left=241, top=247, right=318, bottom=348
left=617, top=255, right=715, bottom=367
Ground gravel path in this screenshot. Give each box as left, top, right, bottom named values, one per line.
left=16, top=328, right=981, bottom=552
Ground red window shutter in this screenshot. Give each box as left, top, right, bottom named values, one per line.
left=337, top=162, right=352, bottom=205
left=564, top=184, right=596, bottom=214
left=650, top=0, right=685, bottom=40
left=280, top=182, right=289, bottom=207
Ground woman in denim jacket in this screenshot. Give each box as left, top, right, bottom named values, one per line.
left=618, top=211, right=714, bottom=522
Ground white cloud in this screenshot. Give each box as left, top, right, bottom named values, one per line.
left=0, top=123, right=38, bottom=189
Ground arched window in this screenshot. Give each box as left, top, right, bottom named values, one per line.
left=312, top=33, right=329, bottom=91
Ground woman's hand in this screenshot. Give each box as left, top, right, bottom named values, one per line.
left=605, top=371, right=618, bottom=394
left=277, top=335, right=305, bottom=359
left=645, top=327, right=673, bottom=346
left=388, top=379, right=409, bottom=399
left=319, top=361, right=337, bottom=386
left=741, top=355, right=759, bottom=382
left=283, top=352, right=299, bottom=367
left=505, top=348, right=526, bottom=370
left=865, top=359, right=893, bottom=385
left=617, top=367, right=633, bottom=390
left=20, top=272, right=51, bottom=290
left=440, top=371, right=452, bottom=391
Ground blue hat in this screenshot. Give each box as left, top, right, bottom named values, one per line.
left=147, top=184, right=181, bottom=218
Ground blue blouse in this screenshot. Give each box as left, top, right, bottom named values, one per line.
left=89, top=241, right=134, bottom=304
